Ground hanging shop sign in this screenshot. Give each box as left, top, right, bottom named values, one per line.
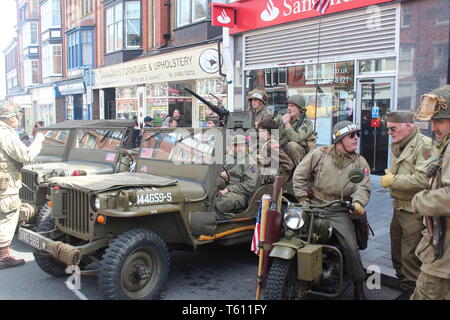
left=211, top=0, right=395, bottom=34
left=211, top=4, right=236, bottom=28
left=94, top=44, right=222, bottom=89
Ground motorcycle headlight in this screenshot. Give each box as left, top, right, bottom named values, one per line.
left=284, top=208, right=305, bottom=230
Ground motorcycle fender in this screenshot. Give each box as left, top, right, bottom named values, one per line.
left=269, top=241, right=300, bottom=260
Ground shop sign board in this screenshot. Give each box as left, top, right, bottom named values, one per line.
left=94, top=45, right=222, bottom=89
left=211, top=0, right=395, bottom=34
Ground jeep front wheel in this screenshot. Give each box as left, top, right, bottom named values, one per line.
left=98, top=229, right=170, bottom=300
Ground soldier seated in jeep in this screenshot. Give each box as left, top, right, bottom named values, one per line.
left=214, top=134, right=259, bottom=220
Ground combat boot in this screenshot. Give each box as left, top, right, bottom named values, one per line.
left=0, top=246, right=25, bottom=269
left=353, top=281, right=367, bottom=300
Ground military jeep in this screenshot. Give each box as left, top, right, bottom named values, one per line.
left=17, top=125, right=282, bottom=300
left=19, top=120, right=136, bottom=228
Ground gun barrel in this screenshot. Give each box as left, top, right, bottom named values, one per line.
left=184, top=87, right=229, bottom=120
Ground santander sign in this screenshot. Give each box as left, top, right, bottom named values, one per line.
left=213, top=0, right=395, bottom=34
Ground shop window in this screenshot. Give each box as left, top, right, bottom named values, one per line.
left=41, top=0, right=61, bottom=32
left=176, top=0, right=208, bottom=27
left=116, top=86, right=138, bottom=120
left=67, top=28, right=94, bottom=70
left=359, top=58, right=396, bottom=75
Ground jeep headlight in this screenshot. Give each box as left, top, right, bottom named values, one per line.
left=284, top=208, right=305, bottom=230
left=91, top=196, right=101, bottom=211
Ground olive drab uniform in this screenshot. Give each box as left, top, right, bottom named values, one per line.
left=252, top=107, right=273, bottom=128
left=256, top=139, right=294, bottom=184
left=0, top=121, right=44, bottom=248
left=292, top=145, right=371, bottom=282
left=387, top=127, right=438, bottom=291
left=274, top=115, right=316, bottom=166
left=411, top=133, right=450, bottom=299
left=214, top=156, right=260, bottom=220
left=248, top=89, right=273, bottom=128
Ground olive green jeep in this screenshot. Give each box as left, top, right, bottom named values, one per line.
left=18, top=124, right=290, bottom=300
left=19, top=120, right=136, bottom=228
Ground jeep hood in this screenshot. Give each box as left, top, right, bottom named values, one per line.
left=23, top=160, right=115, bottom=176
left=48, top=172, right=178, bottom=193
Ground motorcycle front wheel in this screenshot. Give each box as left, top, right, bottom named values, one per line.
left=264, top=258, right=308, bottom=300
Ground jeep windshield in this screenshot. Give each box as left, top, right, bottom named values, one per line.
left=74, top=129, right=125, bottom=151
left=140, top=130, right=218, bottom=164
left=40, top=129, right=70, bottom=147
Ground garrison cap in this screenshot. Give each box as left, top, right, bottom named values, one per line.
left=386, top=111, right=415, bottom=123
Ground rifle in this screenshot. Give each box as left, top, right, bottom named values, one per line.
left=184, top=87, right=230, bottom=122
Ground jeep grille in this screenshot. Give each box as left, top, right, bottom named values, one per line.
left=19, top=171, right=38, bottom=202
left=59, top=189, right=90, bottom=237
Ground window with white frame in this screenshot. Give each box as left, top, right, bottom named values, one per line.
left=42, top=44, right=62, bottom=78
left=176, top=0, right=208, bottom=27
left=125, top=1, right=140, bottom=47
left=401, top=6, right=410, bottom=28
left=106, top=3, right=123, bottom=53
left=399, top=44, right=415, bottom=76
left=22, top=21, right=38, bottom=48
left=434, top=43, right=449, bottom=69
left=24, top=59, right=39, bottom=87
left=41, top=0, right=61, bottom=32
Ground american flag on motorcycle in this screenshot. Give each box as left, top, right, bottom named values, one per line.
left=313, top=0, right=331, bottom=14
left=251, top=204, right=262, bottom=255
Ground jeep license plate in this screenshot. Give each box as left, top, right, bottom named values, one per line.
left=18, top=228, right=41, bottom=250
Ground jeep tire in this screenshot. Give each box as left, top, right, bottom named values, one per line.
left=98, top=229, right=170, bottom=300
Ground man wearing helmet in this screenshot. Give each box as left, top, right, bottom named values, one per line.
left=247, top=89, right=273, bottom=128
left=380, top=111, right=438, bottom=300
left=292, top=120, right=371, bottom=299
left=0, top=101, right=45, bottom=269
left=274, top=95, right=316, bottom=166
left=411, top=85, right=450, bottom=300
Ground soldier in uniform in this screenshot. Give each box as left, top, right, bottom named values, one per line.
left=410, top=85, right=450, bottom=300
left=248, top=89, right=273, bottom=128
left=256, top=118, right=294, bottom=184
left=274, top=95, right=316, bottom=166
left=380, top=111, right=437, bottom=299
left=214, top=134, right=259, bottom=220
left=292, top=121, right=371, bottom=299
left=0, top=101, right=45, bottom=269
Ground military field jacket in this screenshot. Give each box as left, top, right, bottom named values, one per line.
left=274, top=115, right=315, bottom=148
left=293, top=146, right=371, bottom=206
left=389, top=129, right=438, bottom=212
left=0, top=121, right=43, bottom=196
left=257, top=139, right=294, bottom=182
left=412, top=138, right=450, bottom=279
left=223, top=158, right=259, bottom=197
left=251, top=107, right=273, bottom=127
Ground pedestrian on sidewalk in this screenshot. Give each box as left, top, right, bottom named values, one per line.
left=381, top=111, right=438, bottom=300
left=410, top=85, right=450, bottom=300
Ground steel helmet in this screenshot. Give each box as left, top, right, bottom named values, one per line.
left=414, top=85, right=450, bottom=121
left=287, top=95, right=306, bottom=111
left=0, top=100, right=22, bottom=120
left=332, top=121, right=360, bottom=144
left=247, top=89, right=268, bottom=106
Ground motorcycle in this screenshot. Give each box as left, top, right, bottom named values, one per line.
left=264, top=168, right=366, bottom=300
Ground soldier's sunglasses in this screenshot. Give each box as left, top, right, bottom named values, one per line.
left=349, top=131, right=361, bottom=138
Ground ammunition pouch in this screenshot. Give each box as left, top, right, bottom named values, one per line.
left=18, top=203, right=37, bottom=224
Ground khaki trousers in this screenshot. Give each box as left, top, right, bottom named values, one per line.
left=0, top=208, right=19, bottom=247
left=411, top=272, right=450, bottom=300
left=214, top=192, right=248, bottom=220
left=390, top=209, right=424, bottom=290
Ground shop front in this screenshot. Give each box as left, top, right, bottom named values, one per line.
left=215, top=0, right=399, bottom=174
left=10, top=93, right=33, bottom=134
left=94, top=43, right=226, bottom=128
left=30, top=85, right=57, bottom=128
left=56, top=78, right=88, bottom=120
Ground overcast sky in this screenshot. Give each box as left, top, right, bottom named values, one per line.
left=0, top=0, right=18, bottom=100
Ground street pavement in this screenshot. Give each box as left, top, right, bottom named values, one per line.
left=363, top=176, right=397, bottom=281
